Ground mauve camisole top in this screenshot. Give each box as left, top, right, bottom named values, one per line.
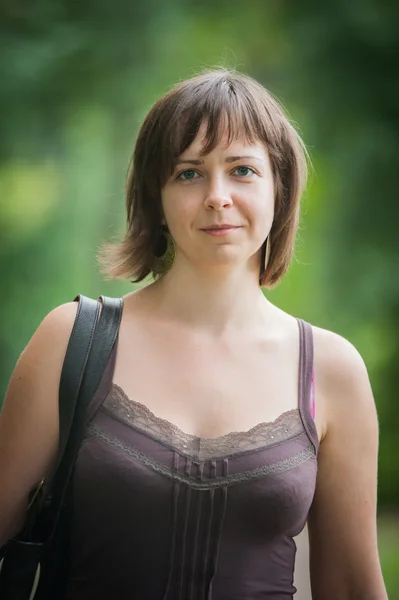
left=64, top=318, right=318, bottom=599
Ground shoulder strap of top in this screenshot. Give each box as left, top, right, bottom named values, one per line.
left=297, top=318, right=319, bottom=454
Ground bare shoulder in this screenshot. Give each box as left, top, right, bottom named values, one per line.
left=38, top=301, right=79, bottom=339
left=0, top=301, right=78, bottom=545
left=312, top=324, right=369, bottom=386
left=2, top=300, right=79, bottom=407
left=307, top=325, right=386, bottom=598
left=311, top=324, right=377, bottom=440
left=12, top=301, right=80, bottom=389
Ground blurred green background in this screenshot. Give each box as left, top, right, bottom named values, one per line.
left=1, top=0, right=398, bottom=594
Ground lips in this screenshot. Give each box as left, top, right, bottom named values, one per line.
left=201, top=225, right=240, bottom=230
left=200, top=225, right=241, bottom=237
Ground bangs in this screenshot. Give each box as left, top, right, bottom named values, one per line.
left=159, top=72, right=283, bottom=184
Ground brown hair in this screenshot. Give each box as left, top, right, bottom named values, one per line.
left=98, top=68, right=309, bottom=287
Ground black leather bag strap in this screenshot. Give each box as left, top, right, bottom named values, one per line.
left=44, top=294, right=123, bottom=540
left=78, top=295, right=123, bottom=410
left=57, top=295, right=100, bottom=471
left=0, top=295, right=123, bottom=600
left=21, top=294, right=101, bottom=542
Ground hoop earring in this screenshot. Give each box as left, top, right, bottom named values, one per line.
left=152, top=228, right=175, bottom=277
left=264, top=235, right=271, bottom=271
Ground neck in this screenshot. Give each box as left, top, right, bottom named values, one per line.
left=147, top=261, right=274, bottom=336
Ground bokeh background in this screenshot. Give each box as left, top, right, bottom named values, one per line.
left=1, top=0, right=398, bottom=595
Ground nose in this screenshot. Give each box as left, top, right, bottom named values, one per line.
left=204, top=176, right=233, bottom=210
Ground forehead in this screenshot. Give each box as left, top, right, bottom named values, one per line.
left=180, top=120, right=269, bottom=159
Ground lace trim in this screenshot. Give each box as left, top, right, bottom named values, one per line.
left=86, top=423, right=315, bottom=489
left=100, top=383, right=306, bottom=461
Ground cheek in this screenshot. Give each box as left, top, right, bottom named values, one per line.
left=161, top=189, right=178, bottom=223
left=259, top=180, right=275, bottom=216
left=244, top=184, right=274, bottom=223
left=161, top=190, right=195, bottom=234
left=248, top=192, right=274, bottom=242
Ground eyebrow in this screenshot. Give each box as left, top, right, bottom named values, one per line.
left=175, top=155, right=264, bottom=166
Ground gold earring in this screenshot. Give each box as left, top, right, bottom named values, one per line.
left=152, top=228, right=175, bottom=277
left=264, top=235, right=271, bottom=271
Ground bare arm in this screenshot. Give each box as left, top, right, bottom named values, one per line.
left=308, top=328, right=387, bottom=599
left=0, top=302, right=78, bottom=547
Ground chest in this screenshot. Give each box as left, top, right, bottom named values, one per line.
left=112, top=321, right=300, bottom=439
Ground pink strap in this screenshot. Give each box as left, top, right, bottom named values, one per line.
left=310, top=368, right=316, bottom=419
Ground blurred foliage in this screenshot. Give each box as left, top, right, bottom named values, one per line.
left=0, top=0, right=398, bottom=584
left=378, top=514, right=399, bottom=597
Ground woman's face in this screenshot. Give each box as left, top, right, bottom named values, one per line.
left=161, top=122, right=275, bottom=277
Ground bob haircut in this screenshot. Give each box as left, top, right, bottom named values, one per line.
left=98, top=68, right=309, bottom=288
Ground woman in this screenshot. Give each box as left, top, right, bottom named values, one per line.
left=0, top=69, right=388, bottom=599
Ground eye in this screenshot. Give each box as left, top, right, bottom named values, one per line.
left=177, top=169, right=200, bottom=181
left=233, top=166, right=256, bottom=177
